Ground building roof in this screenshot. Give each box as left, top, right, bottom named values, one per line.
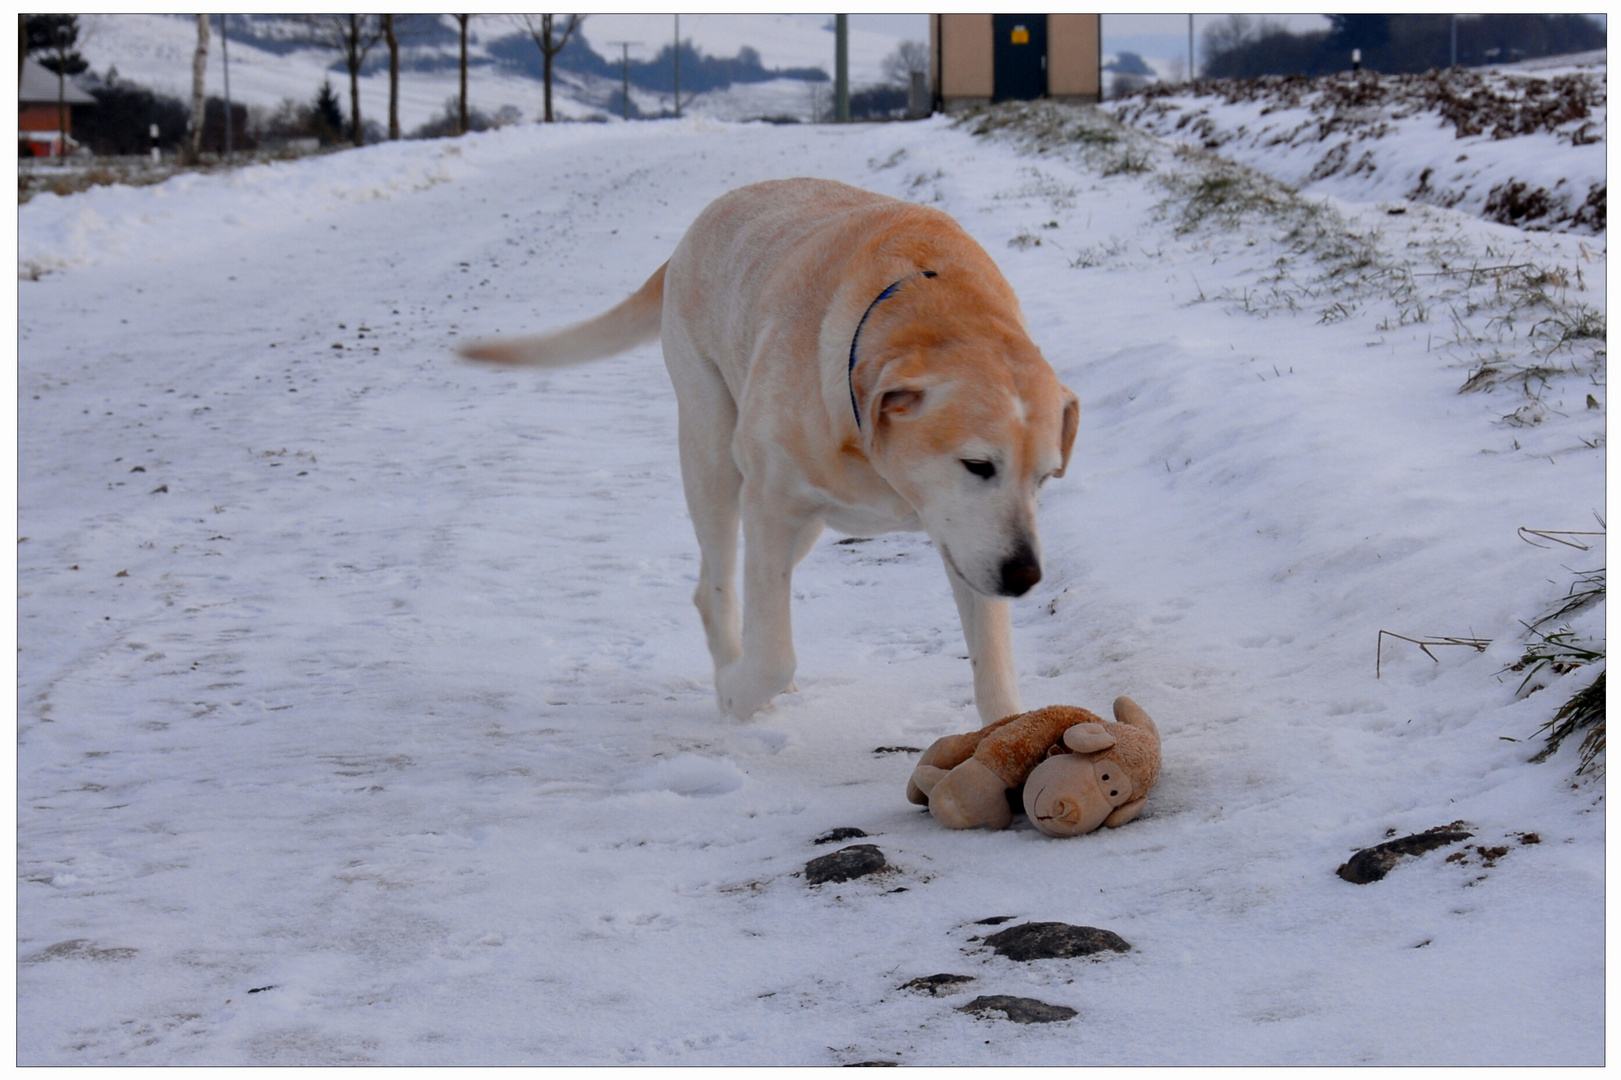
left=19, top=58, right=97, bottom=105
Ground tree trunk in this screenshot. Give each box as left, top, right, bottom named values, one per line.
left=543, top=48, right=553, bottom=122
left=457, top=15, right=469, bottom=134
left=55, top=66, right=66, bottom=156
left=347, top=14, right=363, bottom=147
left=385, top=14, right=398, bottom=140
left=542, top=15, right=554, bottom=123
left=522, top=14, right=579, bottom=124
left=187, top=13, right=209, bottom=164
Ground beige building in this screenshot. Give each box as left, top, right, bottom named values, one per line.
left=929, top=14, right=1102, bottom=110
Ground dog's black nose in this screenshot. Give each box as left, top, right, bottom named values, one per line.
left=999, top=548, right=1042, bottom=597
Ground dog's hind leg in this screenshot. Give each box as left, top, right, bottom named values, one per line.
left=947, top=566, right=1023, bottom=724
left=663, top=326, right=744, bottom=676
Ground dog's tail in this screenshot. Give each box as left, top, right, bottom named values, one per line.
left=458, top=262, right=666, bottom=368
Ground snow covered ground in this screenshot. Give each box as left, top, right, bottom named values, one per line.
left=17, top=101, right=1605, bottom=1064
left=1114, top=59, right=1606, bottom=233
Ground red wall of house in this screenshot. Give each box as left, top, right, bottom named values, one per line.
left=19, top=102, right=69, bottom=133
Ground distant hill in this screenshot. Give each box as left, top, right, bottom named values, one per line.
left=1202, top=13, right=1605, bottom=79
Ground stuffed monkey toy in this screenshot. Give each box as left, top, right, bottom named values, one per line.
left=906, top=698, right=1161, bottom=837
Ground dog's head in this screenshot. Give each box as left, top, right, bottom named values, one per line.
left=853, top=305, right=1078, bottom=599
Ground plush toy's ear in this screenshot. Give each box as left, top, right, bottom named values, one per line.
left=1061, top=722, right=1116, bottom=754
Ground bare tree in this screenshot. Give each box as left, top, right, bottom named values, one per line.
left=301, top=15, right=385, bottom=147
left=384, top=14, right=399, bottom=139
left=881, top=40, right=928, bottom=87
left=383, top=16, right=438, bottom=140
left=515, top=14, right=583, bottom=123
left=453, top=14, right=472, bottom=135
left=188, top=14, right=209, bottom=163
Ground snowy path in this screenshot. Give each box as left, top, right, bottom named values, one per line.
left=18, top=115, right=1604, bottom=1065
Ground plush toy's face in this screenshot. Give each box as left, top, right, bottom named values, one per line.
left=1023, top=754, right=1134, bottom=838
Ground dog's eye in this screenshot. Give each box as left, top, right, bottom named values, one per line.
left=961, top=459, right=996, bottom=480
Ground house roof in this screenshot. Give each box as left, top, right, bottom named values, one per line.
left=19, top=58, right=97, bottom=105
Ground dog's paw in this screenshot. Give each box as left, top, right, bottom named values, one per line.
left=716, top=658, right=795, bottom=720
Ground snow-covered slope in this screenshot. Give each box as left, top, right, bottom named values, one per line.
left=1114, top=62, right=1606, bottom=233
left=18, top=103, right=1604, bottom=1065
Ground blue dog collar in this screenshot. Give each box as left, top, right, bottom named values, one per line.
left=848, top=270, right=936, bottom=429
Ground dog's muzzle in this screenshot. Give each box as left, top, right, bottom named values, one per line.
left=998, top=546, right=1042, bottom=597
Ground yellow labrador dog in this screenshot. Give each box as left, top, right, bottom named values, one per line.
left=462, top=178, right=1078, bottom=723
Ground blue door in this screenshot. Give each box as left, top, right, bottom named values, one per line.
left=993, top=15, right=1048, bottom=102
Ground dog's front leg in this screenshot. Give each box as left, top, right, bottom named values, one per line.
left=947, top=566, right=1023, bottom=724
left=714, top=502, right=822, bottom=720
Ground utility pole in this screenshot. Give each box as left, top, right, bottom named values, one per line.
left=834, top=14, right=848, bottom=122
left=1450, top=14, right=1458, bottom=67
left=608, top=40, right=641, bottom=120
left=219, top=14, right=232, bottom=159
left=673, top=14, right=680, bottom=118
left=1187, top=14, right=1194, bottom=81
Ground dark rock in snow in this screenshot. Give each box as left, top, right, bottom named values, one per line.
left=958, top=995, right=1077, bottom=1024
left=1337, top=823, right=1474, bottom=884
left=900, top=973, right=975, bottom=996
left=982, top=921, right=1131, bottom=961
left=974, top=915, right=1016, bottom=926
left=814, top=827, right=869, bottom=845
left=805, top=844, right=886, bottom=885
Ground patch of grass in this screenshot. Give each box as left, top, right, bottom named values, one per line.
left=1511, top=627, right=1603, bottom=696
left=1159, top=150, right=1301, bottom=235
left=1069, top=236, right=1127, bottom=269
left=19, top=146, right=329, bottom=205
left=1508, top=561, right=1606, bottom=774
left=954, top=101, right=1154, bottom=176
left=1531, top=670, right=1604, bottom=772
left=1530, top=566, right=1605, bottom=630
left=1100, top=150, right=1151, bottom=177
left=1532, top=303, right=1606, bottom=352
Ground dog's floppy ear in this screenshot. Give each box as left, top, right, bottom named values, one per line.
left=878, top=386, right=926, bottom=420
left=1052, top=390, right=1080, bottom=478
left=853, top=346, right=933, bottom=440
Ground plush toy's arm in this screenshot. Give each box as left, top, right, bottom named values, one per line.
left=909, top=765, right=949, bottom=798
left=977, top=706, right=1103, bottom=786
left=906, top=713, right=1026, bottom=805
left=922, top=758, right=1013, bottom=829
left=1103, top=796, right=1146, bottom=828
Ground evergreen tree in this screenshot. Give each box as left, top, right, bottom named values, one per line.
left=313, top=80, right=344, bottom=144
left=27, top=14, right=88, bottom=153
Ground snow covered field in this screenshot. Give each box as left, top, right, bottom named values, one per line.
left=75, top=14, right=922, bottom=131
left=17, top=102, right=1604, bottom=1064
